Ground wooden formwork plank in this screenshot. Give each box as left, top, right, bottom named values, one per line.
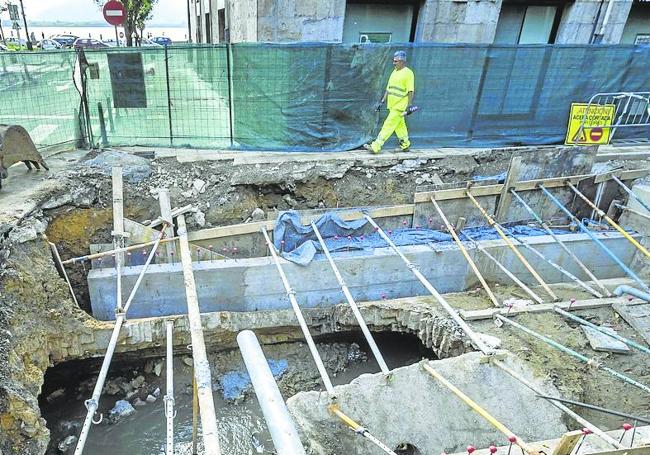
left=551, top=430, right=583, bottom=455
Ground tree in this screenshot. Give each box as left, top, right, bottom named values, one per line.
left=93, top=0, right=158, bottom=47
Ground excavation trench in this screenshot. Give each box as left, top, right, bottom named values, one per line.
left=3, top=144, right=650, bottom=455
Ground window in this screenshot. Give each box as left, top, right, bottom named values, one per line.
left=359, top=32, right=392, bottom=43
left=494, top=1, right=564, bottom=44
left=635, top=34, right=650, bottom=44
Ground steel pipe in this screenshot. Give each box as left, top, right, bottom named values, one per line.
left=311, top=222, right=390, bottom=374
left=510, top=189, right=611, bottom=296
left=495, top=314, right=650, bottom=394
left=164, top=320, right=175, bottom=455
left=463, top=231, right=544, bottom=304
left=466, top=190, right=558, bottom=301
left=237, top=330, right=307, bottom=455
left=614, top=285, right=650, bottom=303
left=568, top=182, right=650, bottom=259
left=493, top=361, right=623, bottom=449
left=553, top=306, right=650, bottom=355
left=261, top=228, right=336, bottom=396
left=62, top=237, right=180, bottom=265
left=74, top=228, right=166, bottom=455
left=422, top=362, right=537, bottom=454
left=364, top=215, right=493, bottom=355
left=430, top=197, right=501, bottom=307
left=539, top=185, right=650, bottom=293
left=612, top=175, right=650, bottom=215
left=536, top=395, right=650, bottom=424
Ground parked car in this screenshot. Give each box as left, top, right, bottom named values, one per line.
left=0, top=43, right=8, bottom=52
left=51, top=35, right=78, bottom=48
left=73, top=38, right=109, bottom=49
left=141, top=38, right=163, bottom=47
left=37, top=39, right=62, bottom=50
left=151, top=36, right=172, bottom=46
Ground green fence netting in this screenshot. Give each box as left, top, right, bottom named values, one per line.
left=0, top=50, right=80, bottom=151
left=1, top=43, right=648, bottom=152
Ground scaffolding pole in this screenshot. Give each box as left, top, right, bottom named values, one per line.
left=553, top=307, right=650, bottom=356
left=493, top=360, right=624, bottom=449
left=510, top=189, right=611, bottom=297
left=568, top=182, right=650, bottom=259
left=111, top=167, right=125, bottom=312
left=62, top=237, right=179, bottom=265
left=262, top=230, right=397, bottom=454
left=430, top=197, right=501, bottom=307
left=612, top=175, right=650, bottom=215
left=311, top=222, right=390, bottom=375
left=164, top=320, right=175, bottom=455
left=74, top=227, right=166, bottom=455
left=466, top=190, right=559, bottom=301
left=463, top=232, right=544, bottom=304
left=363, top=215, right=493, bottom=355
left=421, top=362, right=537, bottom=455
left=507, top=230, right=603, bottom=298
left=177, top=215, right=222, bottom=454
left=328, top=405, right=398, bottom=455
left=539, top=184, right=650, bottom=293
left=495, top=314, right=650, bottom=395
left=260, top=228, right=336, bottom=396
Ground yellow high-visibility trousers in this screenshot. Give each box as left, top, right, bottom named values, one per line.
left=370, top=109, right=410, bottom=153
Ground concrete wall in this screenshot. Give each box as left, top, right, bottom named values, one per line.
left=255, top=0, right=346, bottom=42
left=621, top=3, right=650, bottom=44
left=287, top=352, right=567, bottom=454
left=227, top=0, right=258, bottom=42
left=88, top=232, right=637, bottom=320
left=556, top=0, right=634, bottom=44
left=416, top=0, right=503, bottom=43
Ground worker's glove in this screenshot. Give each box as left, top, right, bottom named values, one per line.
left=373, top=101, right=384, bottom=112
left=402, top=105, right=420, bottom=116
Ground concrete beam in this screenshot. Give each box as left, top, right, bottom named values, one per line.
left=88, top=232, right=639, bottom=320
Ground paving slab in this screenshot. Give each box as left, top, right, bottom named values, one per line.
left=581, top=325, right=631, bottom=354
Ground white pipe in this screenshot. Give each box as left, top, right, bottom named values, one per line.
left=164, top=320, right=175, bottom=455
left=74, top=230, right=165, bottom=455
left=311, top=222, right=390, bottom=375
left=261, top=228, right=336, bottom=396
left=363, top=215, right=493, bottom=355
left=237, top=330, right=307, bottom=455
left=598, top=0, right=615, bottom=38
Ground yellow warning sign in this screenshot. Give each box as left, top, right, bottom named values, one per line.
left=565, top=103, right=615, bottom=145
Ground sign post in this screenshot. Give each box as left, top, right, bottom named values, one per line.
left=102, top=1, right=126, bottom=47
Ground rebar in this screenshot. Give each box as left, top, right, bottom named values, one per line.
left=539, top=184, right=650, bottom=293
left=328, top=405, right=398, bottom=455
left=535, top=395, right=650, bottom=424
left=510, top=189, right=611, bottom=296
left=311, top=222, right=390, bottom=375
left=463, top=231, right=544, bottom=304
left=363, top=214, right=493, bottom=355
left=430, top=197, right=500, bottom=307
left=568, top=182, right=650, bottom=259
left=612, top=175, right=650, bottom=215
left=553, top=307, right=650, bottom=355
left=422, top=362, right=536, bottom=454
left=466, top=190, right=558, bottom=301
left=495, top=314, right=650, bottom=395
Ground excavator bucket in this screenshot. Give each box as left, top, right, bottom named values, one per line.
left=0, top=124, right=49, bottom=190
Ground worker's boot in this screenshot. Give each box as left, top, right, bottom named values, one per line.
left=391, top=139, right=411, bottom=153
left=363, top=141, right=382, bottom=154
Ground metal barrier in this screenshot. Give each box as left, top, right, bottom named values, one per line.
left=577, top=92, right=650, bottom=143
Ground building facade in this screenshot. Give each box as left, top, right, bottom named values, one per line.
left=188, top=0, right=650, bottom=45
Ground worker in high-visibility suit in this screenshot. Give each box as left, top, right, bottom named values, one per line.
left=364, top=50, right=415, bottom=154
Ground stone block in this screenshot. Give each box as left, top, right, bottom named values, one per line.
left=581, top=326, right=630, bottom=353
left=465, top=0, right=500, bottom=25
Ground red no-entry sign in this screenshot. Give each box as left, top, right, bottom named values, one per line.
left=590, top=127, right=603, bottom=142
left=103, top=0, right=126, bottom=26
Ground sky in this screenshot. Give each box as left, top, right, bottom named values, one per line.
left=19, top=0, right=186, bottom=25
